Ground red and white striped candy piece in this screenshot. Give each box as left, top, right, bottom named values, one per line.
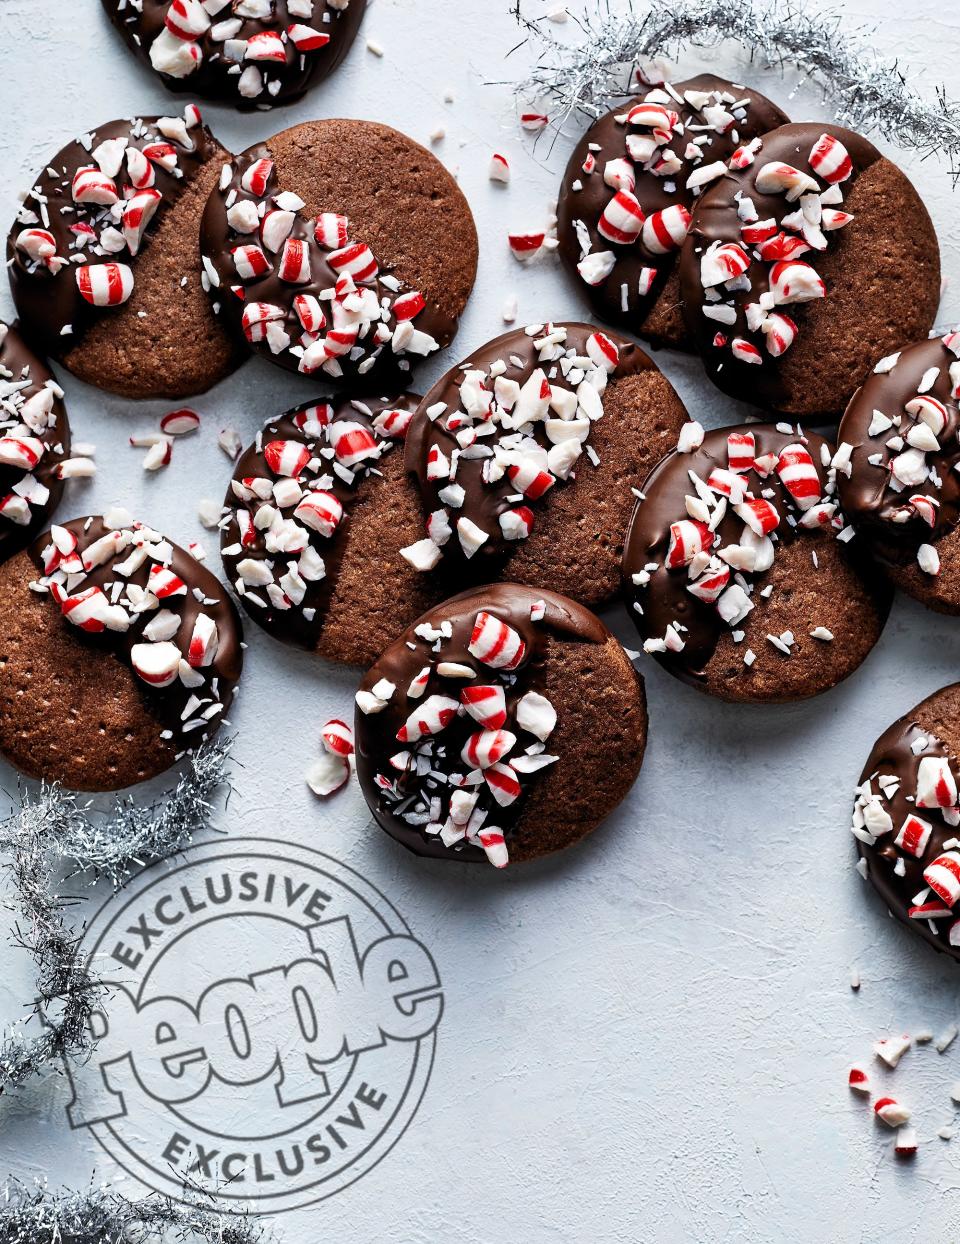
left=874, top=1097, right=911, bottom=1128
left=148, top=564, right=187, bottom=598
left=727, top=431, right=755, bottom=473
left=821, top=208, right=854, bottom=231
left=328, top=242, right=378, bottom=283
left=519, top=111, right=548, bottom=131
left=730, top=338, right=762, bottom=365
left=54, top=584, right=111, bottom=632
left=700, top=242, right=750, bottom=287
left=71, top=166, right=119, bottom=206
left=233, top=244, right=271, bottom=279
left=321, top=719, right=354, bottom=757
left=477, top=826, right=509, bottom=868
left=924, top=851, right=960, bottom=907
left=736, top=497, right=780, bottom=536
left=808, top=133, right=853, bottom=184
left=769, top=260, right=826, bottom=306
left=585, top=331, right=620, bottom=372
left=241, top=302, right=284, bottom=343
left=329, top=421, right=379, bottom=467
left=468, top=611, right=526, bottom=670
left=121, top=189, right=162, bottom=256
left=754, top=161, right=819, bottom=198
left=462, top=728, right=517, bottom=769
left=164, top=0, right=210, bottom=39
left=905, top=394, right=948, bottom=436
left=508, top=230, right=546, bottom=260
left=393, top=290, right=425, bottom=321
left=373, top=407, right=413, bottom=438
left=241, top=158, right=274, bottom=196
left=460, top=684, right=507, bottom=730
left=625, top=101, right=676, bottom=141
left=187, top=613, right=219, bottom=668
left=489, top=153, right=510, bottom=183
left=775, top=443, right=820, bottom=511
left=314, top=212, right=349, bottom=249
left=278, top=237, right=311, bottom=284
left=294, top=490, right=342, bottom=536
left=641, top=204, right=690, bottom=254
left=763, top=312, right=798, bottom=358
left=131, top=641, right=181, bottom=688
left=602, top=157, right=633, bottom=191
left=125, top=147, right=155, bottom=191
left=395, top=694, right=459, bottom=742
left=756, top=232, right=811, bottom=263
left=908, top=494, right=938, bottom=527
left=264, top=439, right=311, bottom=478
left=895, top=814, right=933, bottom=859
left=293, top=294, right=325, bottom=333
left=597, top=189, right=645, bottom=245
left=484, top=762, right=522, bottom=806
left=245, top=30, right=287, bottom=61
left=15, top=228, right=58, bottom=265
left=687, top=564, right=731, bottom=603
left=76, top=263, right=134, bottom=307
left=848, top=1065, right=870, bottom=1094
left=160, top=408, right=200, bottom=436
left=706, top=467, right=747, bottom=502
left=507, top=458, right=555, bottom=500
left=916, top=755, right=957, bottom=808
left=666, top=519, right=711, bottom=569
left=288, top=23, right=331, bottom=52
left=0, top=436, right=44, bottom=470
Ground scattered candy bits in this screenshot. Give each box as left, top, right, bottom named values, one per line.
left=306, top=717, right=355, bottom=797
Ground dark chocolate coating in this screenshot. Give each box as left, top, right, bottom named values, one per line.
left=836, top=334, right=960, bottom=613
left=854, top=683, right=960, bottom=962
left=355, top=583, right=646, bottom=865
left=102, top=0, right=366, bottom=109
left=556, top=74, right=788, bottom=346
left=679, top=121, right=940, bottom=418
left=623, top=423, right=892, bottom=702
left=0, top=323, right=69, bottom=563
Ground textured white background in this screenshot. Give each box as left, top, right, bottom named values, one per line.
left=2, top=0, right=960, bottom=1240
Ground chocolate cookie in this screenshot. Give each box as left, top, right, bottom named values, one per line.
left=622, top=422, right=892, bottom=702
left=354, top=584, right=647, bottom=867
left=199, top=119, right=478, bottom=387
left=221, top=392, right=449, bottom=666
left=852, top=683, right=960, bottom=961
left=557, top=74, right=788, bottom=347
left=679, top=122, right=940, bottom=418
left=0, top=323, right=71, bottom=561
left=102, top=0, right=365, bottom=109
left=0, top=513, right=243, bottom=791
left=836, top=331, right=960, bottom=613
left=8, top=108, right=244, bottom=399
left=403, top=322, right=689, bottom=608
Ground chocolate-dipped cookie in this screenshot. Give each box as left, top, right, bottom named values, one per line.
left=852, top=684, right=960, bottom=961
left=102, top=0, right=365, bottom=110
left=403, top=322, right=689, bottom=608
left=8, top=108, right=244, bottom=399
left=622, top=422, right=891, bottom=702
left=557, top=74, right=788, bottom=348
left=221, top=392, right=449, bottom=666
left=679, top=122, right=940, bottom=418
left=354, top=584, right=647, bottom=867
left=836, top=331, right=960, bottom=613
left=0, top=513, right=242, bottom=791
left=199, top=119, right=478, bottom=387
left=0, top=323, right=72, bottom=560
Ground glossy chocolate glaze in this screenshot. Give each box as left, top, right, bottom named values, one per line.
left=557, top=74, right=788, bottom=336
left=7, top=113, right=219, bottom=359
left=679, top=122, right=881, bottom=409
left=29, top=515, right=242, bottom=752
left=354, top=583, right=608, bottom=863
left=221, top=392, right=419, bottom=649
left=103, top=0, right=366, bottom=109
left=405, top=322, right=655, bottom=573
left=837, top=335, right=960, bottom=564
left=0, top=323, right=69, bottom=563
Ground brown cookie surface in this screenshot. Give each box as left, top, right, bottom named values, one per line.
left=679, top=122, right=940, bottom=418
left=0, top=514, right=243, bottom=791
left=852, top=683, right=960, bottom=961
left=102, top=0, right=366, bottom=109
left=8, top=109, right=244, bottom=399
left=0, top=323, right=71, bottom=561
left=200, top=119, right=478, bottom=387
left=354, top=584, right=647, bottom=867
left=221, top=393, right=448, bottom=667
left=836, top=332, right=960, bottom=613
left=622, top=422, right=892, bottom=702
left=404, top=322, right=689, bottom=608
left=557, top=74, right=788, bottom=348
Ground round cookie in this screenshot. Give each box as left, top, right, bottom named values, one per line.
left=557, top=73, right=788, bottom=348
left=622, top=422, right=892, bottom=702
left=354, top=584, right=647, bottom=867
left=221, top=392, right=449, bottom=666
left=852, top=684, right=960, bottom=961
left=199, top=119, right=478, bottom=387
left=0, top=323, right=71, bottom=561
left=8, top=108, right=245, bottom=399
left=403, top=322, right=689, bottom=608
left=0, top=513, right=243, bottom=791
left=836, top=331, right=960, bottom=613
left=679, top=122, right=940, bottom=418
left=102, top=0, right=365, bottom=110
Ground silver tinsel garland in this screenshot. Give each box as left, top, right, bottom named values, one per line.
left=0, top=1179, right=266, bottom=1244
left=512, top=0, right=960, bottom=178
left=0, top=740, right=233, bottom=1092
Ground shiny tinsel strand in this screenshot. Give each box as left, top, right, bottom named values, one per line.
left=0, top=1178, right=266, bottom=1244
left=0, top=740, right=233, bottom=1092
left=511, top=0, right=960, bottom=179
